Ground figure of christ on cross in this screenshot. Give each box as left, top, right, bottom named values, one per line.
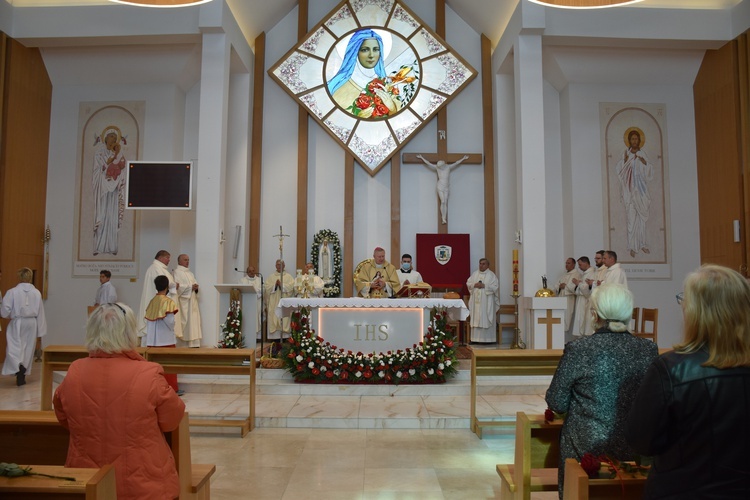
left=401, top=153, right=482, bottom=231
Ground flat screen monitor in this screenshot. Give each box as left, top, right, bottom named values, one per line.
left=125, top=161, right=192, bottom=210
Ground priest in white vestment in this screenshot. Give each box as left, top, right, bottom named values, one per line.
left=557, top=258, right=582, bottom=335
left=396, top=253, right=423, bottom=287
left=295, top=263, right=325, bottom=298
left=1, top=267, right=47, bottom=386
left=137, top=250, right=181, bottom=343
left=94, top=269, right=117, bottom=306
left=467, top=258, right=500, bottom=343
left=264, top=260, right=294, bottom=339
left=572, top=257, right=596, bottom=336
left=603, top=251, right=629, bottom=289
left=354, top=247, right=401, bottom=298
left=241, top=265, right=263, bottom=340
left=173, top=254, right=202, bottom=347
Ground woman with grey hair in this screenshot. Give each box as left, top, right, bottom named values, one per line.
left=53, top=303, right=185, bottom=500
left=546, top=283, right=658, bottom=498
left=1, top=267, right=46, bottom=386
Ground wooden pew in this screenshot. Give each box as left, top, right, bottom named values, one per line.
left=563, top=458, right=647, bottom=499
left=0, top=410, right=215, bottom=500
left=0, top=464, right=116, bottom=499
left=497, top=411, right=562, bottom=500
left=471, top=349, right=563, bottom=438
left=40, top=345, right=256, bottom=436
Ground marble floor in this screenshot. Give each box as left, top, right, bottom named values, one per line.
left=1, top=361, right=550, bottom=499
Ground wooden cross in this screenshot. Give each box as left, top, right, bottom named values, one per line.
left=537, top=309, right=561, bottom=349
left=401, top=145, right=482, bottom=232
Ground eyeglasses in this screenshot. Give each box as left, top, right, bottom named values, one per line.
left=108, top=303, right=126, bottom=316
left=675, top=292, right=684, bottom=305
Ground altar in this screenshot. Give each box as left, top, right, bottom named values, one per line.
left=276, top=298, right=469, bottom=353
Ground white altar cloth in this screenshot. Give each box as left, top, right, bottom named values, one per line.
left=276, top=298, right=469, bottom=321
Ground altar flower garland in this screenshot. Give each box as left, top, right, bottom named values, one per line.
left=217, top=299, right=244, bottom=348
left=281, top=307, right=458, bottom=384
left=310, top=229, right=342, bottom=297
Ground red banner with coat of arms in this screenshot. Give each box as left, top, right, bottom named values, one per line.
left=416, top=233, right=471, bottom=293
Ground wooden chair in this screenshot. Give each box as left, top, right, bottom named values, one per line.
left=497, top=304, right=517, bottom=345
left=497, top=412, right=560, bottom=499
left=634, top=308, right=658, bottom=343
left=562, top=458, right=646, bottom=499
left=630, top=307, right=640, bottom=333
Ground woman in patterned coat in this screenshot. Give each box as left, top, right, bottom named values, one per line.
left=546, top=283, right=658, bottom=498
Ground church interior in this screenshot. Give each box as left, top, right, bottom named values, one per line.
left=1, top=0, right=749, bottom=498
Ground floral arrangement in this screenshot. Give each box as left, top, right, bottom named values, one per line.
left=347, top=65, right=419, bottom=119
left=281, top=307, right=458, bottom=384
left=217, top=299, right=244, bottom=348
left=579, top=452, right=652, bottom=480
left=310, top=229, right=342, bottom=297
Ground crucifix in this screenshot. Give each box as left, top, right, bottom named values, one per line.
left=402, top=127, right=482, bottom=232
left=537, top=309, right=561, bottom=349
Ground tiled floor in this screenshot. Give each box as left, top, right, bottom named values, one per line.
left=1, top=360, right=550, bottom=499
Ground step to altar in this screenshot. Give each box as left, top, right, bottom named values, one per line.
left=180, top=366, right=551, bottom=432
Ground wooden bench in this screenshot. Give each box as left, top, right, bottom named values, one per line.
left=41, top=345, right=256, bottom=436
left=563, top=458, right=647, bottom=499
left=471, top=349, right=562, bottom=438
left=497, top=411, right=562, bottom=500
left=0, top=410, right=215, bottom=500
left=0, top=464, right=116, bottom=499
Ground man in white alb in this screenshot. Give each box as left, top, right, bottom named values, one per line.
left=173, top=254, right=202, bottom=347
left=396, top=253, right=423, bottom=287
left=557, top=257, right=581, bottom=338
left=264, top=259, right=294, bottom=339
left=295, top=262, right=325, bottom=298
left=586, top=250, right=608, bottom=290
left=603, top=250, right=628, bottom=289
left=467, top=258, right=499, bottom=343
left=571, top=256, right=596, bottom=337
left=137, top=250, right=181, bottom=344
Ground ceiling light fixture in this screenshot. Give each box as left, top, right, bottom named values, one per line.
left=528, top=0, right=644, bottom=8
left=109, top=0, right=213, bottom=7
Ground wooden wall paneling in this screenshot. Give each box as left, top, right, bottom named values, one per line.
left=481, top=34, right=497, bottom=265
left=693, top=39, right=744, bottom=270
left=739, top=32, right=750, bottom=274
left=296, top=0, right=309, bottom=267
left=0, top=36, right=52, bottom=362
left=344, top=154, right=354, bottom=297
left=249, top=33, right=265, bottom=271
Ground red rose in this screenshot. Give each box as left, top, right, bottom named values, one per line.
left=544, top=408, right=555, bottom=422
left=373, top=103, right=390, bottom=116
left=580, top=453, right=601, bottom=478
left=312, top=368, right=320, bottom=376
left=290, top=322, right=299, bottom=330
left=297, top=365, right=304, bottom=371
left=367, top=78, right=384, bottom=94
left=287, top=352, right=295, bottom=359
left=341, top=371, right=349, bottom=380
left=363, top=370, right=373, bottom=379
left=355, top=94, right=372, bottom=109
left=444, top=339, right=454, bottom=348
left=325, top=370, right=334, bottom=378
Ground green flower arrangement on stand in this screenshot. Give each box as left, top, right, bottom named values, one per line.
left=217, top=299, right=244, bottom=349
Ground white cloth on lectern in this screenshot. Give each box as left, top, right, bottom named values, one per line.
left=241, top=275, right=263, bottom=338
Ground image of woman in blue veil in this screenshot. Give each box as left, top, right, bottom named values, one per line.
left=327, top=28, right=401, bottom=117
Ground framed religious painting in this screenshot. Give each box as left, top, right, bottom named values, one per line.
left=269, top=0, right=476, bottom=175
left=600, top=102, right=671, bottom=279
left=74, top=101, right=143, bottom=278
